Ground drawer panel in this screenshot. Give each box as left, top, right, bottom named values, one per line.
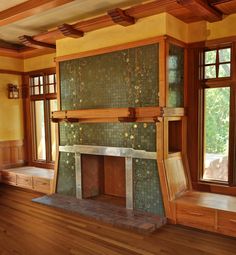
left=1, top=171, right=16, bottom=185
left=218, top=211, right=236, bottom=237
left=16, top=174, right=32, bottom=188
left=176, top=203, right=216, bottom=231
left=33, top=177, right=51, bottom=193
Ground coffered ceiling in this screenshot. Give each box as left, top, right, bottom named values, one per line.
left=0, top=0, right=149, bottom=45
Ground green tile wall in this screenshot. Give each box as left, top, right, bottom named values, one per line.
left=60, top=43, right=159, bottom=109
left=57, top=43, right=165, bottom=216
left=168, top=43, right=184, bottom=107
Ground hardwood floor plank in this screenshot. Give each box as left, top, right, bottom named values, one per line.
left=0, top=185, right=236, bottom=255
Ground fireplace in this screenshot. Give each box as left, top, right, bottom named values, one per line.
left=82, top=154, right=126, bottom=207
left=59, top=145, right=156, bottom=209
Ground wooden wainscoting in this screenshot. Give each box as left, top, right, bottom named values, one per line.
left=0, top=140, right=25, bottom=169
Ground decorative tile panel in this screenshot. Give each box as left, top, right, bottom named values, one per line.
left=134, top=159, right=164, bottom=216
left=59, top=122, right=156, bottom=152
left=60, top=44, right=159, bottom=110
left=57, top=43, right=165, bottom=216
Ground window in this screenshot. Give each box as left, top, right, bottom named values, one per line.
left=204, top=48, right=231, bottom=79
left=203, top=87, right=230, bottom=182
left=30, top=72, right=57, bottom=165
left=201, top=46, right=232, bottom=183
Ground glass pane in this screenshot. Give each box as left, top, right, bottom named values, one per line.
left=49, top=74, right=54, bottom=84
left=49, top=84, right=55, bottom=94
left=34, top=77, right=39, bottom=85
left=35, top=86, right=39, bottom=95
left=203, top=87, right=230, bottom=182
left=205, top=50, right=216, bottom=64
left=40, top=76, right=43, bottom=84
left=40, top=85, right=44, bottom=94
left=205, top=65, right=216, bottom=79
left=168, top=44, right=184, bottom=107
left=219, top=63, right=231, bottom=78
left=219, top=48, right=231, bottom=63
left=35, top=101, right=46, bottom=161
left=50, top=100, right=57, bottom=161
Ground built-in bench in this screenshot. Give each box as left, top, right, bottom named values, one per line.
left=174, top=191, right=236, bottom=237
left=162, top=154, right=236, bottom=238
left=0, top=167, right=54, bottom=194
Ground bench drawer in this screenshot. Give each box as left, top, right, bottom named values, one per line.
left=33, top=177, right=51, bottom=193
left=1, top=171, right=16, bottom=185
left=16, top=174, right=32, bottom=188
left=176, top=203, right=216, bottom=231
left=218, top=211, right=236, bottom=237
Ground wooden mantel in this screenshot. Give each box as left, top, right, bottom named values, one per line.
left=51, top=107, right=185, bottom=123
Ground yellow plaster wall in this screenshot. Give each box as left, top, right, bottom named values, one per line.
left=0, top=53, right=55, bottom=142
left=57, top=13, right=193, bottom=57
left=57, top=12, right=236, bottom=57
left=0, top=56, right=24, bottom=72
left=24, top=53, right=56, bottom=72
left=206, top=14, right=236, bottom=40
left=0, top=74, right=24, bottom=141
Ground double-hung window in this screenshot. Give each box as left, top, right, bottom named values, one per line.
left=30, top=71, right=57, bottom=165
left=201, top=46, right=233, bottom=183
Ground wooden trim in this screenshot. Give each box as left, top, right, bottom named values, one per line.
left=0, top=69, right=24, bottom=75
left=0, top=140, right=25, bottom=169
left=25, top=67, right=56, bottom=76
left=52, top=61, right=61, bottom=193
left=159, top=36, right=167, bottom=107
left=192, top=181, right=236, bottom=196
left=0, top=0, right=75, bottom=26
left=19, top=35, right=56, bottom=49
left=58, top=24, right=84, bottom=38
left=177, top=0, right=222, bottom=22
left=107, top=8, right=135, bottom=26
left=56, top=36, right=164, bottom=62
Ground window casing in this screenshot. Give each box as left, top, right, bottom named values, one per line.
left=200, top=45, right=235, bottom=185
left=30, top=72, right=57, bottom=165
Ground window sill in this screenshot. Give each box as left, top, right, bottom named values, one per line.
left=192, top=181, right=236, bottom=196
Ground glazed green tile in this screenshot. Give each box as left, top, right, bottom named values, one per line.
left=60, top=43, right=159, bottom=110
left=57, top=43, right=165, bottom=216
left=57, top=152, right=76, bottom=196
left=59, top=122, right=156, bottom=152
left=168, top=44, right=184, bottom=107
left=133, top=159, right=164, bottom=216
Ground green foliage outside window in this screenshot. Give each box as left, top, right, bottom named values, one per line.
left=205, top=87, right=230, bottom=154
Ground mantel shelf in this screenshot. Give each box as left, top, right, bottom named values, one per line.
left=51, top=107, right=185, bottom=123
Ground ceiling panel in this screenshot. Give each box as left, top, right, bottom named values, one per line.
left=0, top=0, right=149, bottom=44
left=0, top=0, right=27, bottom=12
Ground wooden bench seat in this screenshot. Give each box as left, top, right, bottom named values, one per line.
left=174, top=191, right=236, bottom=237
left=0, top=167, right=54, bottom=194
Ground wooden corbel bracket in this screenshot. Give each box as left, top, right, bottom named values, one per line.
left=58, top=23, right=84, bottom=38
left=19, top=35, right=56, bottom=49
left=107, top=8, right=135, bottom=26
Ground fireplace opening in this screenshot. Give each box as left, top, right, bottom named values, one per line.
left=81, top=155, right=126, bottom=207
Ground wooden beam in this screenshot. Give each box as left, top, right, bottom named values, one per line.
left=209, top=0, right=232, bottom=5
left=19, top=35, right=56, bottom=49
left=107, top=8, right=135, bottom=26
left=58, top=24, right=84, bottom=38
left=0, top=0, right=75, bottom=26
left=176, top=0, right=223, bottom=22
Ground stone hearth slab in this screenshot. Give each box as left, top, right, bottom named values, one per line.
left=32, top=194, right=166, bottom=234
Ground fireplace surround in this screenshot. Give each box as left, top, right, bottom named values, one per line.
left=59, top=145, right=156, bottom=210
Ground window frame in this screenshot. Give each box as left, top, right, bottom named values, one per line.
left=24, top=68, right=57, bottom=169
left=199, top=43, right=236, bottom=186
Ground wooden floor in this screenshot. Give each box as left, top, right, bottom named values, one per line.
left=0, top=185, right=236, bottom=255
